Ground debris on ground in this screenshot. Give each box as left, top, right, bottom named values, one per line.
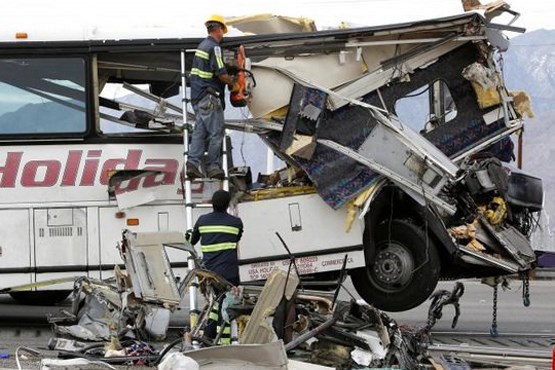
left=12, top=230, right=545, bottom=370
left=34, top=231, right=424, bottom=369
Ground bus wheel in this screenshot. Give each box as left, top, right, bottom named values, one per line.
left=351, top=219, right=440, bottom=312
left=9, top=290, right=72, bottom=305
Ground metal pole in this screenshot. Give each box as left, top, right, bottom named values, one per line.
left=181, top=49, right=194, bottom=232
left=517, top=129, right=523, bottom=169
left=284, top=316, right=338, bottom=352
left=222, top=129, right=229, bottom=191
left=266, top=148, right=274, bottom=174
left=181, top=49, right=199, bottom=343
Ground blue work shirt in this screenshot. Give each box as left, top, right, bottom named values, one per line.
left=190, top=210, right=243, bottom=284
left=190, top=36, right=228, bottom=107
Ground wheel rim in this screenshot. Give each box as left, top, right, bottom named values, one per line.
left=370, top=241, right=414, bottom=292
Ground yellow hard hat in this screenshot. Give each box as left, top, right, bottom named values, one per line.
left=205, top=14, right=228, bottom=34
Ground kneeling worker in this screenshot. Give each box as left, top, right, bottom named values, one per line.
left=188, top=190, right=243, bottom=344
left=188, top=189, right=243, bottom=286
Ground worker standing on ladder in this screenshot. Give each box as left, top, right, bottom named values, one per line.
left=187, top=190, right=243, bottom=344
left=186, top=14, right=239, bottom=180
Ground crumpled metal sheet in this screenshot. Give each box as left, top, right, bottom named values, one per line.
left=184, top=340, right=288, bottom=370
left=55, top=294, right=118, bottom=341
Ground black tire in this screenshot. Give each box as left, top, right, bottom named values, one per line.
left=351, top=219, right=440, bottom=312
left=9, top=290, right=71, bottom=305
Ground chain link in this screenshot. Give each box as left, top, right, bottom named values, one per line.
left=490, top=284, right=498, bottom=337
left=522, top=271, right=531, bottom=307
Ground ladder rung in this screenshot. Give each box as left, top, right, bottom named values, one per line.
left=186, top=203, right=213, bottom=209
left=186, top=178, right=226, bottom=182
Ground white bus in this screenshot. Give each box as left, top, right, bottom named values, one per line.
left=0, top=28, right=221, bottom=304
left=0, top=11, right=544, bottom=312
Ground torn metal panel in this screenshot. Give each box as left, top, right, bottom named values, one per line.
left=328, top=39, right=468, bottom=110
left=184, top=340, right=288, bottom=370
left=250, top=51, right=365, bottom=118
left=241, top=269, right=299, bottom=344
left=108, top=169, right=170, bottom=210
left=458, top=244, right=520, bottom=272
left=288, top=360, right=335, bottom=370
left=318, top=139, right=456, bottom=214
left=227, top=14, right=317, bottom=34
left=479, top=219, right=536, bottom=268
left=427, top=342, right=552, bottom=368
left=120, top=231, right=183, bottom=306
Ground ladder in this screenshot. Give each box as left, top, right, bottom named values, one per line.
left=179, top=48, right=231, bottom=337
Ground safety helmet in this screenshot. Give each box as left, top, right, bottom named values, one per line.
left=205, top=14, right=228, bottom=34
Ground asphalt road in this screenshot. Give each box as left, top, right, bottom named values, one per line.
left=353, top=278, right=555, bottom=335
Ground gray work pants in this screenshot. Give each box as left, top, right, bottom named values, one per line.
left=188, top=93, right=225, bottom=171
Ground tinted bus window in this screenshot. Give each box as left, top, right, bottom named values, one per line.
left=0, top=58, right=87, bottom=135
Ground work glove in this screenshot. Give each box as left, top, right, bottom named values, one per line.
left=230, top=81, right=242, bottom=94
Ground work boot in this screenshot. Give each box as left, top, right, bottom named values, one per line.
left=207, top=167, right=225, bottom=180
left=186, top=162, right=204, bottom=179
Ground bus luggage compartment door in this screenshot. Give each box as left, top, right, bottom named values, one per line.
left=0, top=209, right=32, bottom=287
left=33, top=208, right=87, bottom=286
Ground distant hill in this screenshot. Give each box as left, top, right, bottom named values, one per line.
left=504, top=29, right=555, bottom=233
left=0, top=101, right=84, bottom=133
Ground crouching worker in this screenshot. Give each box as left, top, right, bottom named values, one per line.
left=188, top=190, right=243, bottom=344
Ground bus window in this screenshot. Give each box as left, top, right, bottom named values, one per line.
left=395, top=80, right=457, bottom=134
left=0, top=58, right=87, bottom=135
left=99, top=82, right=182, bottom=134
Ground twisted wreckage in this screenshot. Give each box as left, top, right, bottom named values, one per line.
left=0, top=1, right=544, bottom=314
left=222, top=7, right=542, bottom=312
left=97, top=4, right=541, bottom=312
left=46, top=230, right=462, bottom=369
left=4, top=1, right=550, bottom=368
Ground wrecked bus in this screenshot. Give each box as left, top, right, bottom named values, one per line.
left=231, top=11, right=543, bottom=311
left=0, top=9, right=544, bottom=311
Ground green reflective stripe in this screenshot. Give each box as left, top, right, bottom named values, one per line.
left=209, top=311, right=219, bottom=321
left=214, top=46, right=224, bottom=69
left=215, top=54, right=224, bottom=69
left=201, top=242, right=237, bottom=253
left=199, top=225, right=240, bottom=235
left=218, top=324, right=231, bottom=345
left=195, top=49, right=209, bottom=60
left=191, top=68, right=213, bottom=79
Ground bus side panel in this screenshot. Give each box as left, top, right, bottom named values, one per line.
left=98, top=204, right=191, bottom=280
left=33, top=208, right=88, bottom=288
left=0, top=209, right=32, bottom=287
left=237, top=193, right=364, bottom=259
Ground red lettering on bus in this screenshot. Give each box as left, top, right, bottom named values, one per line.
left=21, top=160, right=61, bottom=187
left=61, top=150, right=82, bottom=186
left=0, top=152, right=22, bottom=188
left=143, top=159, right=179, bottom=188
left=0, top=149, right=180, bottom=189
left=80, top=150, right=102, bottom=186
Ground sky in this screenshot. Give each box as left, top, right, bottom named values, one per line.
left=1, top=0, right=554, bottom=41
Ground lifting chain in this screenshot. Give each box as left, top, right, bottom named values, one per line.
left=423, top=282, right=465, bottom=334
left=490, top=284, right=499, bottom=337
left=521, top=271, right=531, bottom=307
